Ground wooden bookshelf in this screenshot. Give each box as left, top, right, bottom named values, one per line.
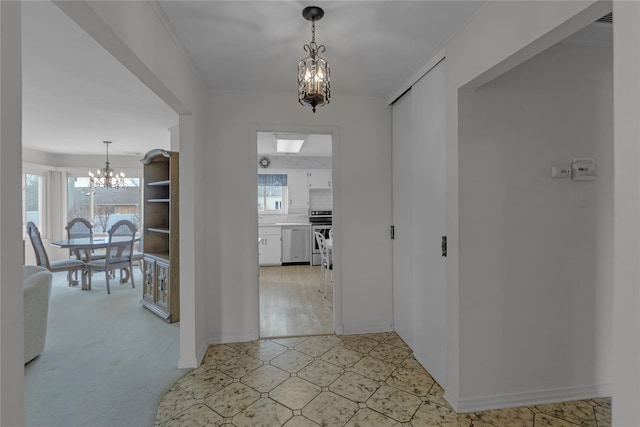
left=140, top=149, right=179, bottom=322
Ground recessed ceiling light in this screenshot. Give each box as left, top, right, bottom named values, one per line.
left=275, top=135, right=305, bottom=153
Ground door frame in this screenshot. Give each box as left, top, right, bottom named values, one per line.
left=251, top=124, right=342, bottom=335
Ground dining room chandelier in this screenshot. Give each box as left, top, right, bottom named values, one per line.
left=298, top=6, right=330, bottom=113
left=88, top=141, right=127, bottom=189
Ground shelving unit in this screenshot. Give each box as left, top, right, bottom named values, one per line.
left=140, top=149, right=179, bottom=322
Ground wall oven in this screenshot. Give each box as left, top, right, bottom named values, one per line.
left=309, top=210, right=332, bottom=266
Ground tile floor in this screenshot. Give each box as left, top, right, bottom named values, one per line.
left=155, top=333, right=611, bottom=427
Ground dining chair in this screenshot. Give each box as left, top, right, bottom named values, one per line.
left=65, top=217, right=106, bottom=259
left=65, top=218, right=106, bottom=285
left=85, top=220, right=137, bottom=294
left=26, top=221, right=86, bottom=287
left=314, top=231, right=332, bottom=298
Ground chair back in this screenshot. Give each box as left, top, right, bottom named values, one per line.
left=106, top=220, right=137, bottom=263
left=26, top=222, right=50, bottom=269
left=66, top=218, right=93, bottom=240
left=314, top=231, right=328, bottom=263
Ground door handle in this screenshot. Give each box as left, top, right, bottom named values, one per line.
left=442, top=236, right=447, bottom=257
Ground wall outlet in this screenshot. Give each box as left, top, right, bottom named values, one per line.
left=551, top=165, right=571, bottom=178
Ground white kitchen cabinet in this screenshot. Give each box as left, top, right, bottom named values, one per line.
left=259, top=226, right=281, bottom=266
left=308, top=169, right=332, bottom=189
left=287, top=169, right=309, bottom=212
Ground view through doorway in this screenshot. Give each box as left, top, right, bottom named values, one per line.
left=257, top=132, right=334, bottom=337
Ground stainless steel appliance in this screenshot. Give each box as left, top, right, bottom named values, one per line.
left=281, top=225, right=310, bottom=264
left=310, top=210, right=332, bottom=266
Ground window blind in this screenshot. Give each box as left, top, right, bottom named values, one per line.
left=258, top=174, right=287, bottom=186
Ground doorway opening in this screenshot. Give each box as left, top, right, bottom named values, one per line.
left=257, top=131, right=334, bottom=337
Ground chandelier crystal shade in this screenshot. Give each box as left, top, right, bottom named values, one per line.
left=298, top=6, right=330, bottom=113
left=88, top=141, right=127, bottom=189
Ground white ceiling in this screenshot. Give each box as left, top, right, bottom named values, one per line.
left=21, top=1, right=177, bottom=156
left=22, top=1, right=607, bottom=157
left=157, top=1, right=485, bottom=97
left=20, top=1, right=485, bottom=156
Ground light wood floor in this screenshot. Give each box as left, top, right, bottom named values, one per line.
left=259, top=265, right=333, bottom=338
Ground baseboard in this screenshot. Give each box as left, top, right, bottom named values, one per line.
left=177, top=338, right=209, bottom=369
left=341, top=324, right=394, bottom=335
left=450, top=382, right=612, bottom=413
left=196, top=338, right=209, bottom=365
left=208, top=332, right=259, bottom=345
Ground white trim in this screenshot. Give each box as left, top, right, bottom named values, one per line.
left=178, top=338, right=208, bottom=369
left=342, top=323, right=394, bottom=335
left=208, top=333, right=259, bottom=345
left=250, top=123, right=342, bottom=340
left=449, top=383, right=612, bottom=413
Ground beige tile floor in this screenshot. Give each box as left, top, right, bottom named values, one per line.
left=155, top=333, right=611, bottom=427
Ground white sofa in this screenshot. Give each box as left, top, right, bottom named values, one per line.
left=24, top=265, right=52, bottom=364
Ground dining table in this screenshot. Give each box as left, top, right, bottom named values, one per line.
left=50, top=236, right=139, bottom=290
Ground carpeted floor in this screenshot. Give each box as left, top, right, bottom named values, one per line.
left=24, top=268, right=188, bottom=427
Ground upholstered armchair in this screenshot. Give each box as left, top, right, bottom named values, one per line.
left=23, top=265, right=53, bottom=364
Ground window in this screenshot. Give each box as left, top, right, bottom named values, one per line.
left=23, top=173, right=43, bottom=234
left=67, top=177, right=142, bottom=236
left=258, top=174, right=287, bottom=213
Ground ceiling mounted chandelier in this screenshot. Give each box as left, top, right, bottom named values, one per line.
left=88, top=141, right=127, bottom=189
left=298, top=6, right=330, bottom=113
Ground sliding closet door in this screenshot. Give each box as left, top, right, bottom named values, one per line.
left=392, top=89, right=414, bottom=347
left=392, top=60, right=447, bottom=386
left=411, top=60, right=447, bottom=385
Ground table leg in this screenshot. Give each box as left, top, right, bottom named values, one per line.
left=119, top=267, right=130, bottom=284
left=82, top=267, right=91, bottom=290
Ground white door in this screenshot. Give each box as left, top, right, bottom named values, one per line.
left=392, top=59, right=447, bottom=386
left=392, top=89, right=414, bottom=348
left=410, top=60, right=447, bottom=385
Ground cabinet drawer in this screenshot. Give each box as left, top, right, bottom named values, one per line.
left=259, top=226, right=281, bottom=235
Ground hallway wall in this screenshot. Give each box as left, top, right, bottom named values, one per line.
left=458, top=38, right=612, bottom=406
left=204, top=89, right=393, bottom=343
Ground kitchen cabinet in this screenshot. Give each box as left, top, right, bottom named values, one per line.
left=287, top=169, right=309, bottom=212
left=281, top=225, right=310, bottom=264
left=259, top=226, right=281, bottom=266
left=308, top=169, right=332, bottom=189
left=140, top=149, right=179, bottom=322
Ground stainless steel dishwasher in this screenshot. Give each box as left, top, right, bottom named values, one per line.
left=281, top=225, right=310, bottom=264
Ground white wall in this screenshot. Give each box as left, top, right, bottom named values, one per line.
left=612, top=1, right=640, bottom=424
left=205, top=89, right=393, bottom=342
left=0, top=2, right=25, bottom=425
left=458, top=40, right=612, bottom=408
left=441, top=0, right=609, bottom=410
